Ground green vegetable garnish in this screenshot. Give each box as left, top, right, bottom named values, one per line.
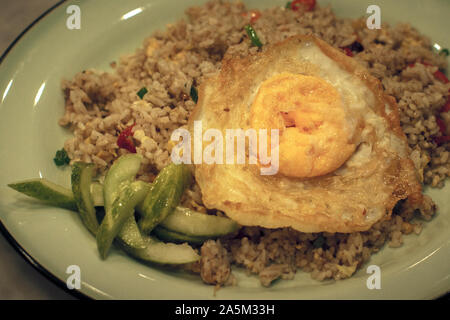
left=440, top=48, right=449, bottom=57
left=313, top=236, right=325, bottom=249
left=190, top=85, right=198, bottom=103
left=159, top=206, right=239, bottom=238
left=8, top=178, right=104, bottom=210
left=137, top=87, right=148, bottom=99
left=138, top=163, right=192, bottom=235
left=53, top=148, right=70, bottom=167
left=244, top=25, right=263, bottom=48
left=71, top=162, right=99, bottom=235
left=97, top=180, right=149, bottom=259
left=97, top=154, right=143, bottom=259
left=285, top=1, right=292, bottom=9
left=8, top=178, right=77, bottom=211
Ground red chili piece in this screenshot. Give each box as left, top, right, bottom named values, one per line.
left=250, top=10, right=261, bottom=23
left=434, top=70, right=449, bottom=84
left=117, top=123, right=137, bottom=153
left=241, top=10, right=262, bottom=24
left=342, top=47, right=353, bottom=57
left=434, top=136, right=450, bottom=145
left=436, top=117, right=447, bottom=135
left=435, top=101, right=450, bottom=142
left=440, top=99, right=450, bottom=113
left=291, top=0, right=316, bottom=12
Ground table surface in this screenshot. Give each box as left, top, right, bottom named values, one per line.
left=0, top=0, right=75, bottom=300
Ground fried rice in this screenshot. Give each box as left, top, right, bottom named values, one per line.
left=58, top=0, right=448, bottom=286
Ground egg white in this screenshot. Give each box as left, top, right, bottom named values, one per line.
left=188, top=35, right=423, bottom=233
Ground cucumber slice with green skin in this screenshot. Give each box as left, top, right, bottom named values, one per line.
left=118, top=216, right=147, bottom=250
left=71, top=162, right=99, bottom=235
left=9, top=178, right=104, bottom=209
left=8, top=178, right=77, bottom=211
left=117, top=216, right=199, bottom=264
left=103, top=154, right=142, bottom=213
left=97, top=154, right=142, bottom=258
left=90, top=182, right=104, bottom=207
left=138, top=163, right=192, bottom=234
left=117, top=235, right=200, bottom=265
left=97, top=179, right=149, bottom=259
left=160, top=207, right=240, bottom=238
left=91, top=181, right=149, bottom=208
left=152, top=226, right=207, bottom=245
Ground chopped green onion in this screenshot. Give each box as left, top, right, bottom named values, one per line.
left=312, top=236, right=325, bottom=249
left=244, top=25, right=263, bottom=48
left=190, top=85, right=198, bottom=103
left=137, top=87, right=148, bottom=99
left=285, top=1, right=292, bottom=9
left=440, top=48, right=449, bottom=57
left=53, top=148, right=70, bottom=167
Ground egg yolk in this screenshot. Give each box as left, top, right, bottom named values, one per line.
left=250, top=72, right=356, bottom=178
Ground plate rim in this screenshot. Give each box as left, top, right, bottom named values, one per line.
left=0, top=0, right=448, bottom=301
left=0, top=0, right=90, bottom=300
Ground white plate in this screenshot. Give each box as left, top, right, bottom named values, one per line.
left=0, top=0, right=449, bottom=299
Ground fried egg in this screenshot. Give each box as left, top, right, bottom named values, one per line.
left=188, top=35, right=424, bottom=233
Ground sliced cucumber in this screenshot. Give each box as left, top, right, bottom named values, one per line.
left=90, top=182, right=104, bottom=207
left=97, top=179, right=149, bottom=259
left=117, top=235, right=200, bottom=265
left=97, top=154, right=145, bottom=259
left=71, top=162, right=99, bottom=235
left=138, top=163, right=192, bottom=234
left=8, top=178, right=77, bottom=211
left=8, top=178, right=103, bottom=209
left=160, top=207, right=240, bottom=238
left=117, top=215, right=199, bottom=264
left=91, top=181, right=149, bottom=208
left=152, top=226, right=207, bottom=245
left=103, top=154, right=142, bottom=213
left=117, top=215, right=147, bottom=250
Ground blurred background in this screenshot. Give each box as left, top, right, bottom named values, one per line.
left=0, top=0, right=74, bottom=300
